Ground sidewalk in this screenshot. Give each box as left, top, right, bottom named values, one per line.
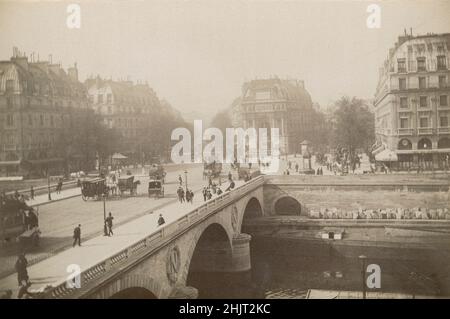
left=26, top=187, right=82, bottom=207
left=0, top=180, right=240, bottom=298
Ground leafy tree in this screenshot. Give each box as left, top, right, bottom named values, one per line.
left=333, top=96, right=375, bottom=155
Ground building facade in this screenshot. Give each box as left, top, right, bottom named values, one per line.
left=374, top=32, right=450, bottom=170
left=86, top=77, right=162, bottom=163
left=0, top=48, right=91, bottom=177
left=232, top=78, right=317, bottom=155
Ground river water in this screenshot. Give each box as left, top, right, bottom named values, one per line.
left=188, top=236, right=449, bottom=299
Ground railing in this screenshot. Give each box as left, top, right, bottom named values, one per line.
left=438, top=127, right=450, bottom=134
left=397, top=128, right=414, bottom=136
left=42, top=175, right=265, bottom=298
left=417, top=128, right=434, bottom=135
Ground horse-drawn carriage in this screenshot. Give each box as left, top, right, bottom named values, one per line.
left=148, top=180, right=164, bottom=198
left=81, top=178, right=108, bottom=201
left=0, top=198, right=40, bottom=248
left=203, top=161, right=222, bottom=179
left=117, top=175, right=140, bottom=196
left=149, top=164, right=166, bottom=183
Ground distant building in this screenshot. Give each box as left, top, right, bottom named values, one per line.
left=0, top=48, right=90, bottom=177
left=85, top=77, right=161, bottom=163
left=232, top=78, right=319, bottom=154
left=373, top=32, right=450, bottom=170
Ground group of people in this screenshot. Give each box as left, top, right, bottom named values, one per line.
left=177, top=186, right=194, bottom=204
left=307, top=207, right=450, bottom=220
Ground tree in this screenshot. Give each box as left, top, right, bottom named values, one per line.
left=210, top=109, right=232, bottom=133
left=333, top=96, right=375, bottom=155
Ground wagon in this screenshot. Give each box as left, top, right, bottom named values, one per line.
left=118, top=175, right=140, bottom=196
left=81, top=178, right=108, bottom=201
left=148, top=164, right=166, bottom=183
left=148, top=180, right=164, bottom=198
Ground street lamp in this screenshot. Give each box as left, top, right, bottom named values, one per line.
left=102, top=194, right=108, bottom=236
left=184, top=170, right=188, bottom=192
left=359, top=255, right=367, bottom=299
left=47, top=174, right=52, bottom=201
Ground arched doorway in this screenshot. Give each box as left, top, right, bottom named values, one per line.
left=417, top=138, right=433, bottom=170
left=274, top=196, right=301, bottom=215
left=110, top=287, right=157, bottom=299
left=398, top=139, right=412, bottom=150
left=438, top=138, right=450, bottom=170
left=418, top=138, right=432, bottom=150
left=438, top=138, right=450, bottom=149
left=187, top=224, right=233, bottom=298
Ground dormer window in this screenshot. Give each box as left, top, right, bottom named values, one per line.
left=417, top=57, right=426, bottom=72
left=397, top=59, right=406, bottom=73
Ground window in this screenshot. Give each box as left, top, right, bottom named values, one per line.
left=418, top=77, right=426, bottom=89
left=437, top=55, right=447, bottom=70
left=50, top=115, right=54, bottom=127
left=400, top=118, right=408, bottom=128
left=397, top=59, right=406, bottom=72
left=417, top=57, right=426, bottom=71
left=6, top=114, right=13, bottom=126
left=440, top=95, right=448, bottom=107
left=420, top=117, right=429, bottom=128
left=108, top=106, right=112, bottom=114
left=98, top=94, right=103, bottom=103
left=28, top=115, right=33, bottom=126
left=440, top=116, right=449, bottom=127
left=40, top=114, right=44, bottom=126
left=88, top=95, right=94, bottom=104
left=399, top=78, right=407, bottom=90
left=5, top=80, right=14, bottom=92
left=107, top=94, right=112, bottom=103
left=419, top=96, right=428, bottom=108
left=400, top=97, right=408, bottom=108
left=439, top=76, right=447, bottom=88
left=6, top=97, right=12, bottom=108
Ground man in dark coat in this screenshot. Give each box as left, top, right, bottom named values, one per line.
left=15, top=253, right=29, bottom=286
left=73, top=224, right=81, bottom=247
left=105, top=212, right=114, bottom=236
left=157, top=214, right=165, bottom=226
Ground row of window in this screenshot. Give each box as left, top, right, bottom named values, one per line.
left=399, top=95, right=448, bottom=108
left=397, top=56, right=447, bottom=72
left=3, top=113, right=70, bottom=128
left=90, top=93, right=153, bottom=106
left=398, top=75, right=447, bottom=90
left=398, top=116, right=449, bottom=129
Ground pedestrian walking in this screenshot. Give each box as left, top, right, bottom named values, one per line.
left=228, top=171, right=232, bottom=181
left=158, top=214, right=165, bottom=226
left=178, top=175, right=183, bottom=186
left=202, top=187, right=207, bottom=201
left=15, top=253, right=29, bottom=286
left=73, top=224, right=81, bottom=247
left=30, top=186, right=34, bottom=200
left=106, top=212, right=114, bottom=236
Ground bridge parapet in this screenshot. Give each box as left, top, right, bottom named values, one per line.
left=40, top=176, right=265, bottom=299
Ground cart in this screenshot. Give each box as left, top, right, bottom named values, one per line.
left=148, top=180, right=164, bottom=198
left=81, top=178, right=108, bottom=201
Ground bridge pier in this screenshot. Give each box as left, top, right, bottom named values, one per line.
left=229, top=233, right=252, bottom=272
left=169, top=285, right=199, bottom=299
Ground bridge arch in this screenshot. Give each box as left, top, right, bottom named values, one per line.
left=273, top=196, right=302, bottom=216
left=94, top=274, right=162, bottom=299
left=242, top=197, right=263, bottom=220
left=110, top=287, right=157, bottom=299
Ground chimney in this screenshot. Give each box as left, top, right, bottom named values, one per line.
left=11, top=47, right=29, bottom=71
left=68, top=62, right=79, bottom=82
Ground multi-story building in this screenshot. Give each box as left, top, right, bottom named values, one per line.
left=86, top=77, right=162, bottom=163
left=374, top=32, right=450, bottom=170
left=232, top=78, right=317, bottom=154
left=0, top=48, right=91, bottom=177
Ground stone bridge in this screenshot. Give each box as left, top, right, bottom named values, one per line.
left=43, top=176, right=265, bottom=299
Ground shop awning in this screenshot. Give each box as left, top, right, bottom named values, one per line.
left=375, top=149, right=398, bottom=161
left=0, top=160, right=21, bottom=166
left=372, top=144, right=385, bottom=155
left=112, top=153, right=128, bottom=160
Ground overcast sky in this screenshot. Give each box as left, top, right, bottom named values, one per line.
left=0, top=0, right=449, bottom=121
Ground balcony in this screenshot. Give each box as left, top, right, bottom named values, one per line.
left=417, top=128, right=434, bottom=135
left=438, top=127, right=450, bottom=134
left=397, top=128, right=414, bottom=136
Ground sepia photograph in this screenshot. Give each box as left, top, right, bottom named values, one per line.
left=0, top=0, right=450, bottom=304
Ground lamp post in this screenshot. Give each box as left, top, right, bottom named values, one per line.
left=103, top=194, right=107, bottom=236
left=359, top=255, right=367, bottom=299
left=184, top=170, right=188, bottom=193
left=47, top=174, right=52, bottom=201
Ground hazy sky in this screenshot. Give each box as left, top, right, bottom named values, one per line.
left=0, top=0, right=449, bottom=121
